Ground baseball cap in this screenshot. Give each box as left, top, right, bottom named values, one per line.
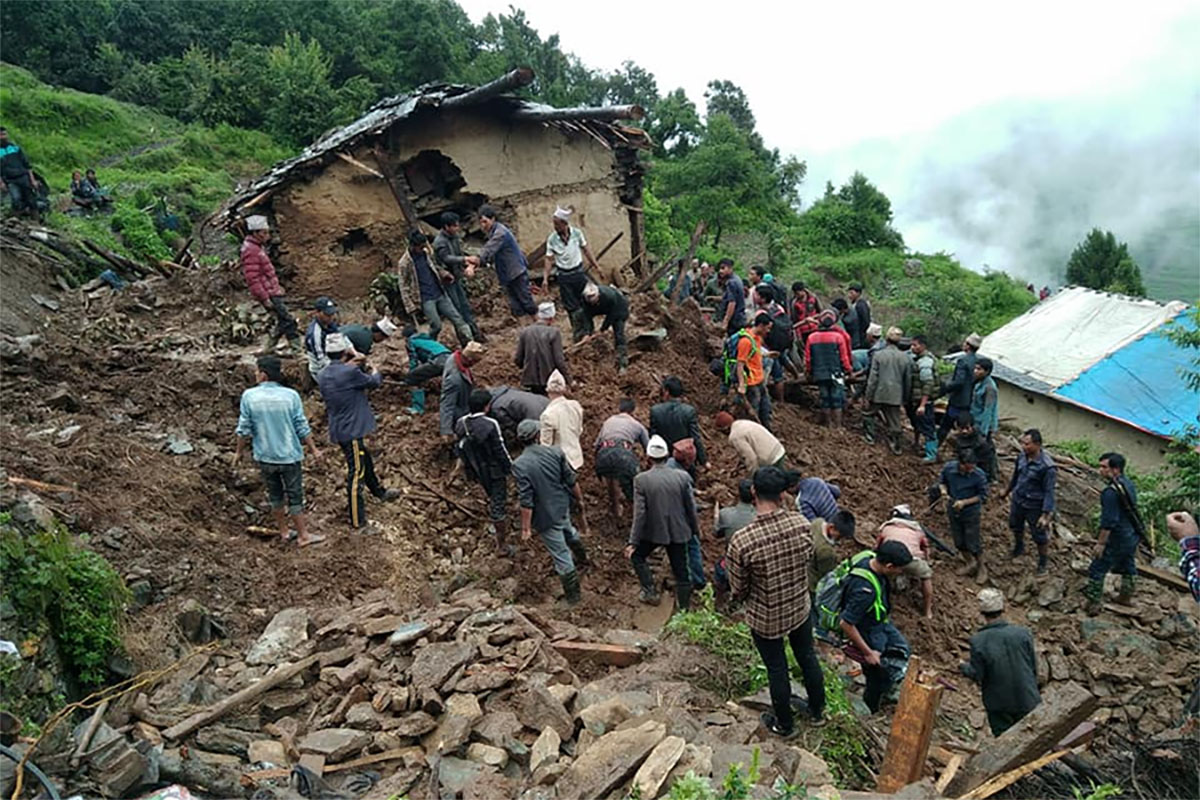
left=313, top=296, right=338, bottom=315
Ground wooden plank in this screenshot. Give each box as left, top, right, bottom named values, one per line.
left=336, top=151, right=384, bottom=179
left=7, top=475, right=75, bottom=494
left=958, top=748, right=1071, bottom=800
left=634, top=220, right=705, bottom=293
left=162, top=655, right=318, bottom=741
left=1138, top=564, right=1191, bottom=593
left=669, top=221, right=706, bottom=304
left=876, top=657, right=943, bottom=793
left=594, top=231, right=623, bottom=262
left=551, top=640, right=643, bottom=667
left=944, top=681, right=1096, bottom=797
left=371, top=145, right=421, bottom=228
left=934, top=753, right=964, bottom=796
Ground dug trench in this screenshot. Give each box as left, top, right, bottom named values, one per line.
left=1, top=257, right=1196, bottom=799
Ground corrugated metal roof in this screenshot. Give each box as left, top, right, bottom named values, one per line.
left=982, top=286, right=1195, bottom=439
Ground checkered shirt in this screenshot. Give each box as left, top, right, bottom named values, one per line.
left=726, top=507, right=813, bottom=638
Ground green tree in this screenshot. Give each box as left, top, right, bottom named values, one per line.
left=264, top=33, right=336, bottom=147
left=648, top=88, right=702, bottom=158
left=1065, top=228, right=1146, bottom=296
left=1163, top=307, right=1200, bottom=391
left=796, top=171, right=903, bottom=253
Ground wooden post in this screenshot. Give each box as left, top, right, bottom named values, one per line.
left=371, top=145, right=421, bottom=229
left=594, top=231, right=623, bottom=263
left=876, top=657, right=943, bottom=793
left=634, top=221, right=705, bottom=294
left=627, top=205, right=645, bottom=279
left=668, top=221, right=707, bottom=304
left=944, top=681, right=1097, bottom=797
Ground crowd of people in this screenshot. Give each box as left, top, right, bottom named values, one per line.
left=232, top=205, right=1197, bottom=733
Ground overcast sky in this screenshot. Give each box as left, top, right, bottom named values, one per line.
left=459, top=0, right=1200, bottom=297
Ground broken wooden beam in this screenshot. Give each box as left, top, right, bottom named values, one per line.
left=162, top=655, right=318, bottom=741
left=958, top=748, right=1072, bottom=800
left=668, top=221, right=707, bottom=304
left=371, top=145, right=422, bottom=230
left=550, top=641, right=643, bottom=668
left=943, top=681, right=1097, bottom=797
left=934, top=753, right=964, bottom=796
left=876, top=658, right=943, bottom=793
left=594, top=230, right=624, bottom=262
left=1137, top=563, right=1191, bottom=593
left=634, top=221, right=705, bottom=294
left=442, top=67, right=534, bottom=108
left=512, top=104, right=645, bottom=123
left=335, top=151, right=384, bottom=178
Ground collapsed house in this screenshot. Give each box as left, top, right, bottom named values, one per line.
left=218, top=68, right=651, bottom=299
left=978, top=286, right=1195, bottom=467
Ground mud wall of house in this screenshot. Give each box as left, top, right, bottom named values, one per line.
left=995, top=381, right=1170, bottom=469
left=271, top=110, right=631, bottom=300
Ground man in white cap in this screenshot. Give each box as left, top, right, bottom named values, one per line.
left=627, top=434, right=702, bottom=610
left=240, top=214, right=300, bottom=354
left=340, top=317, right=397, bottom=357
left=317, top=332, right=400, bottom=530
left=864, top=326, right=912, bottom=455
left=511, top=418, right=589, bottom=606
left=543, top=206, right=601, bottom=342
left=961, top=588, right=1041, bottom=737
left=876, top=505, right=934, bottom=618
left=539, top=369, right=584, bottom=470
left=578, top=282, right=630, bottom=372
left=514, top=302, right=569, bottom=394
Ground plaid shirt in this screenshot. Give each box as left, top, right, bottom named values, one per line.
left=726, top=507, right=813, bottom=638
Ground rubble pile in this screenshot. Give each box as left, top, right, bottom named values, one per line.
left=37, top=587, right=839, bottom=799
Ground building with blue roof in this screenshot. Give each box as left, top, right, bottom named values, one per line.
left=978, top=286, right=1196, bottom=468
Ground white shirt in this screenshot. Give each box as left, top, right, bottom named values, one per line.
left=546, top=226, right=587, bottom=272
left=540, top=396, right=585, bottom=469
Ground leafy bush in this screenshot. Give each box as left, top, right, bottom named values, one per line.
left=0, top=518, right=129, bottom=687
left=110, top=202, right=172, bottom=263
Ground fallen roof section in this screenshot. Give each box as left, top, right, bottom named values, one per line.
left=219, top=67, right=649, bottom=226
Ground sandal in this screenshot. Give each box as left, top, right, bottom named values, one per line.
left=298, top=534, right=327, bottom=547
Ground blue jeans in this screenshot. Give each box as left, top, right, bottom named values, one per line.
left=538, top=516, right=580, bottom=576
left=746, top=383, right=772, bottom=430
left=688, top=533, right=706, bottom=587
left=817, top=379, right=846, bottom=409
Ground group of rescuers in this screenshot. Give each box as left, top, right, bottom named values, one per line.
left=234, top=203, right=1189, bottom=737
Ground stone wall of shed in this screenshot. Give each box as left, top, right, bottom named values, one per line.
left=270, top=109, right=632, bottom=301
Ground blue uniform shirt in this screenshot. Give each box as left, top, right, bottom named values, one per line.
left=1009, top=450, right=1057, bottom=512
left=941, top=461, right=990, bottom=502
left=1100, top=475, right=1138, bottom=538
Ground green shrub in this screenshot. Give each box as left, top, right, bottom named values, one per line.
left=0, top=519, right=129, bottom=687
left=110, top=202, right=172, bottom=263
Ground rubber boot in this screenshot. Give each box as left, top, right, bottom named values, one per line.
left=558, top=570, right=581, bottom=607
left=674, top=579, right=693, bottom=613
left=956, top=553, right=977, bottom=577
left=1011, top=532, right=1025, bottom=558
left=888, top=432, right=903, bottom=455
left=491, top=520, right=516, bottom=557
left=1036, top=544, right=1049, bottom=574
left=632, top=558, right=660, bottom=605
left=974, top=554, right=989, bottom=585
left=1084, top=579, right=1103, bottom=616
left=922, top=439, right=938, bottom=463
left=567, top=538, right=590, bottom=572
left=1117, top=575, right=1135, bottom=605
left=862, top=415, right=877, bottom=444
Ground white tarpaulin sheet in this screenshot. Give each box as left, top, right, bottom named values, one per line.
left=979, top=287, right=1188, bottom=389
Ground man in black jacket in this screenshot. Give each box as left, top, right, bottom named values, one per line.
left=455, top=389, right=514, bottom=553
left=579, top=282, right=630, bottom=372
left=433, top=212, right=484, bottom=342
left=961, top=588, right=1041, bottom=736
left=936, top=333, right=981, bottom=449
left=649, top=376, right=706, bottom=473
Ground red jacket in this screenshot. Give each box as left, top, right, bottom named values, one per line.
left=791, top=293, right=822, bottom=338
left=241, top=236, right=282, bottom=303
left=805, top=327, right=853, bottom=378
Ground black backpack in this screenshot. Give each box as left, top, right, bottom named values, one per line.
left=765, top=303, right=794, bottom=352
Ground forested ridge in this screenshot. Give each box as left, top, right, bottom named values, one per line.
left=2, top=0, right=1038, bottom=344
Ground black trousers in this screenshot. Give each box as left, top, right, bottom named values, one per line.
left=340, top=439, right=383, bottom=527
left=479, top=472, right=508, bottom=523
left=269, top=295, right=299, bottom=340
left=864, top=664, right=889, bottom=712
left=631, top=540, right=691, bottom=610
left=751, top=614, right=826, bottom=731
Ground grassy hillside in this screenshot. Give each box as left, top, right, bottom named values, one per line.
left=0, top=63, right=289, bottom=262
